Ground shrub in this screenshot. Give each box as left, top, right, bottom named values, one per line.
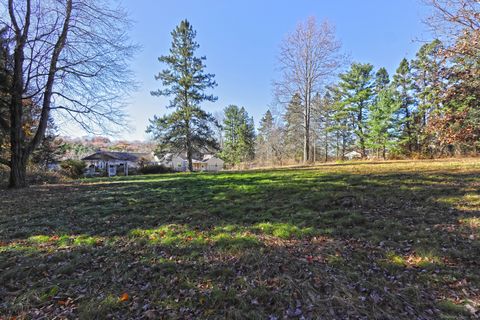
left=60, top=159, right=86, bottom=179
left=138, top=164, right=173, bottom=175
left=28, top=165, right=66, bottom=184
left=0, top=164, right=8, bottom=187
left=1, top=164, right=68, bottom=187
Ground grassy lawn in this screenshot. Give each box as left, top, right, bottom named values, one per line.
left=1, top=159, right=480, bottom=319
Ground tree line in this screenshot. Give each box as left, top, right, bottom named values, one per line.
left=1, top=0, right=479, bottom=186
left=148, top=2, right=480, bottom=169
left=254, top=1, right=480, bottom=165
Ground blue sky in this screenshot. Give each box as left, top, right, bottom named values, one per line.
left=95, top=0, right=433, bottom=141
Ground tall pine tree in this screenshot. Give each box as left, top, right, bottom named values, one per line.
left=283, top=94, right=304, bottom=161
left=148, top=20, right=219, bottom=171
left=366, top=68, right=398, bottom=159
left=256, top=110, right=285, bottom=164
left=411, top=40, right=444, bottom=154
left=392, top=58, right=416, bottom=154
left=220, top=105, right=255, bottom=166
left=366, top=88, right=398, bottom=159
left=334, top=63, right=375, bottom=158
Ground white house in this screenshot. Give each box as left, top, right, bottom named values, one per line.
left=82, top=151, right=159, bottom=176
left=159, top=153, right=188, bottom=172
left=202, top=154, right=224, bottom=172
left=344, top=151, right=363, bottom=160
left=159, top=152, right=224, bottom=172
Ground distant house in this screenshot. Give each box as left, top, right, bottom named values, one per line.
left=344, top=151, right=363, bottom=160
left=159, top=152, right=224, bottom=172
left=82, top=151, right=159, bottom=176
left=201, top=154, right=224, bottom=172
left=158, top=153, right=188, bottom=172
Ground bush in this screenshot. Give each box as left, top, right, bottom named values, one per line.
left=0, top=164, right=68, bottom=187
left=138, top=164, right=173, bottom=175
left=28, top=165, right=67, bottom=184
left=60, top=159, right=86, bottom=179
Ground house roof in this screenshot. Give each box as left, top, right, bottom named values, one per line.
left=82, top=151, right=152, bottom=162
left=201, top=155, right=223, bottom=163
left=159, top=152, right=188, bottom=162
left=202, top=154, right=213, bottom=161
left=344, top=151, right=362, bottom=158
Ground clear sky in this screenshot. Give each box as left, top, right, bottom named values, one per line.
left=88, top=0, right=433, bottom=141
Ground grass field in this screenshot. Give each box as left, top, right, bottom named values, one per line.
left=1, top=159, right=479, bottom=319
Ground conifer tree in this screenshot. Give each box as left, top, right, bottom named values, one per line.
left=411, top=40, right=444, bottom=153
left=257, top=110, right=285, bottom=164
left=375, top=67, right=390, bottom=92
left=334, top=63, right=375, bottom=157
left=392, top=58, right=417, bottom=154
left=366, top=88, right=398, bottom=159
left=283, top=94, right=304, bottom=161
left=220, top=105, right=255, bottom=166
left=148, top=20, right=219, bottom=171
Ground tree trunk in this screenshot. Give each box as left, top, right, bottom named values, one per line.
left=7, top=0, right=30, bottom=188
left=9, top=149, right=27, bottom=188
left=312, top=134, right=316, bottom=163
left=360, top=136, right=366, bottom=158
left=324, top=131, right=328, bottom=162
left=8, top=88, right=28, bottom=188
left=304, top=106, right=310, bottom=163
left=187, top=150, right=193, bottom=172
left=186, top=128, right=193, bottom=172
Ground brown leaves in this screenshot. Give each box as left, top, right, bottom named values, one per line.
left=119, top=292, right=129, bottom=302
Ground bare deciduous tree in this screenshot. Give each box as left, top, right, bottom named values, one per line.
left=424, top=0, right=480, bottom=55
left=274, top=17, right=343, bottom=163
left=0, top=0, right=137, bottom=188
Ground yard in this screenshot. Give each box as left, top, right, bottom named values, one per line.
left=1, top=159, right=479, bottom=319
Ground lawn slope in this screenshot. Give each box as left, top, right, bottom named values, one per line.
left=1, top=159, right=479, bottom=319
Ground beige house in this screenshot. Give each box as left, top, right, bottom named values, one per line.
left=201, top=154, right=224, bottom=171
left=160, top=153, right=224, bottom=172
left=344, top=151, right=362, bottom=160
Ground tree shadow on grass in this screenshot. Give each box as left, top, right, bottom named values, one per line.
left=1, top=167, right=479, bottom=318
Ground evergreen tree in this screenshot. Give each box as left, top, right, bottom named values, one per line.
left=334, top=63, right=375, bottom=157
left=256, top=110, right=274, bottom=163
left=283, top=94, right=304, bottom=161
left=148, top=20, right=219, bottom=171
left=315, top=91, right=337, bottom=161
left=220, top=105, right=255, bottom=166
left=392, top=58, right=417, bottom=154
left=366, top=88, right=398, bottom=159
left=257, top=110, right=285, bottom=164
left=328, top=85, right=354, bottom=159
left=31, top=118, right=66, bottom=168
left=375, top=67, right=390, bottom=92
left=411, top=40, right=444, bottom=154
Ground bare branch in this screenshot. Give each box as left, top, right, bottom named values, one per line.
left=274, top=17, right=344, bottom=162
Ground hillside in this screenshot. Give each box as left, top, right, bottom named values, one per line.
left=1, top=159, right=479, bottom=319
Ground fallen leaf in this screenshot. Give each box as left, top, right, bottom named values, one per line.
left=119, top=293, right=129, bottom=302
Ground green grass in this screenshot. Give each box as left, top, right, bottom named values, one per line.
left=1, top=159, right=479, bottom=319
